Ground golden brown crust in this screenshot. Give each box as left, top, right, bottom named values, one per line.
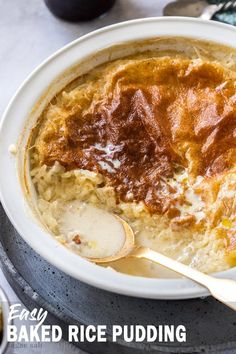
left=34, top=56, right=236, bottom=215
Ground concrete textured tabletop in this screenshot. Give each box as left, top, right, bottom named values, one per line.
left=0, top=1, right=235, bottom=353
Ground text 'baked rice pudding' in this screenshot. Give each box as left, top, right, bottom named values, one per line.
left=29, top=38, right=236, bottom=277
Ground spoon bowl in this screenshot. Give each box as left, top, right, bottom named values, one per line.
left=86, top=215, right=135, bottom=263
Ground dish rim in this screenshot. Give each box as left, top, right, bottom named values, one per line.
left=1, top=17, right=236, bottom=299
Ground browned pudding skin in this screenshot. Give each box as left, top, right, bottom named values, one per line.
left=40, top=59, right=236, bottom=214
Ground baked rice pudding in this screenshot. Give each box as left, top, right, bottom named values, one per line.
left=29, top=38, right=236, bottom=277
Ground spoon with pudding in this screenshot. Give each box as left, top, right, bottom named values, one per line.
left=82, top=212, right=236, bottom=311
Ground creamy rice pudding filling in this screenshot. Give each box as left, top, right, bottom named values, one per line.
left=29, top=38, right=236, bottom=277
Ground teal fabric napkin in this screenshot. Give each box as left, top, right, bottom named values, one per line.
left=209, top=0, right=236, bottom=25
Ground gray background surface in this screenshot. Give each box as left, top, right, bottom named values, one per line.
left=0, top=1, right=236, bottom=353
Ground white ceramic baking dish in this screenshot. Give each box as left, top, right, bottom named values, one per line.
left=0, top=17, right=236, bottom=299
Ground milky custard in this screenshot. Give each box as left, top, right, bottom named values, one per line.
left=58, top=202, right=125, bottom=258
